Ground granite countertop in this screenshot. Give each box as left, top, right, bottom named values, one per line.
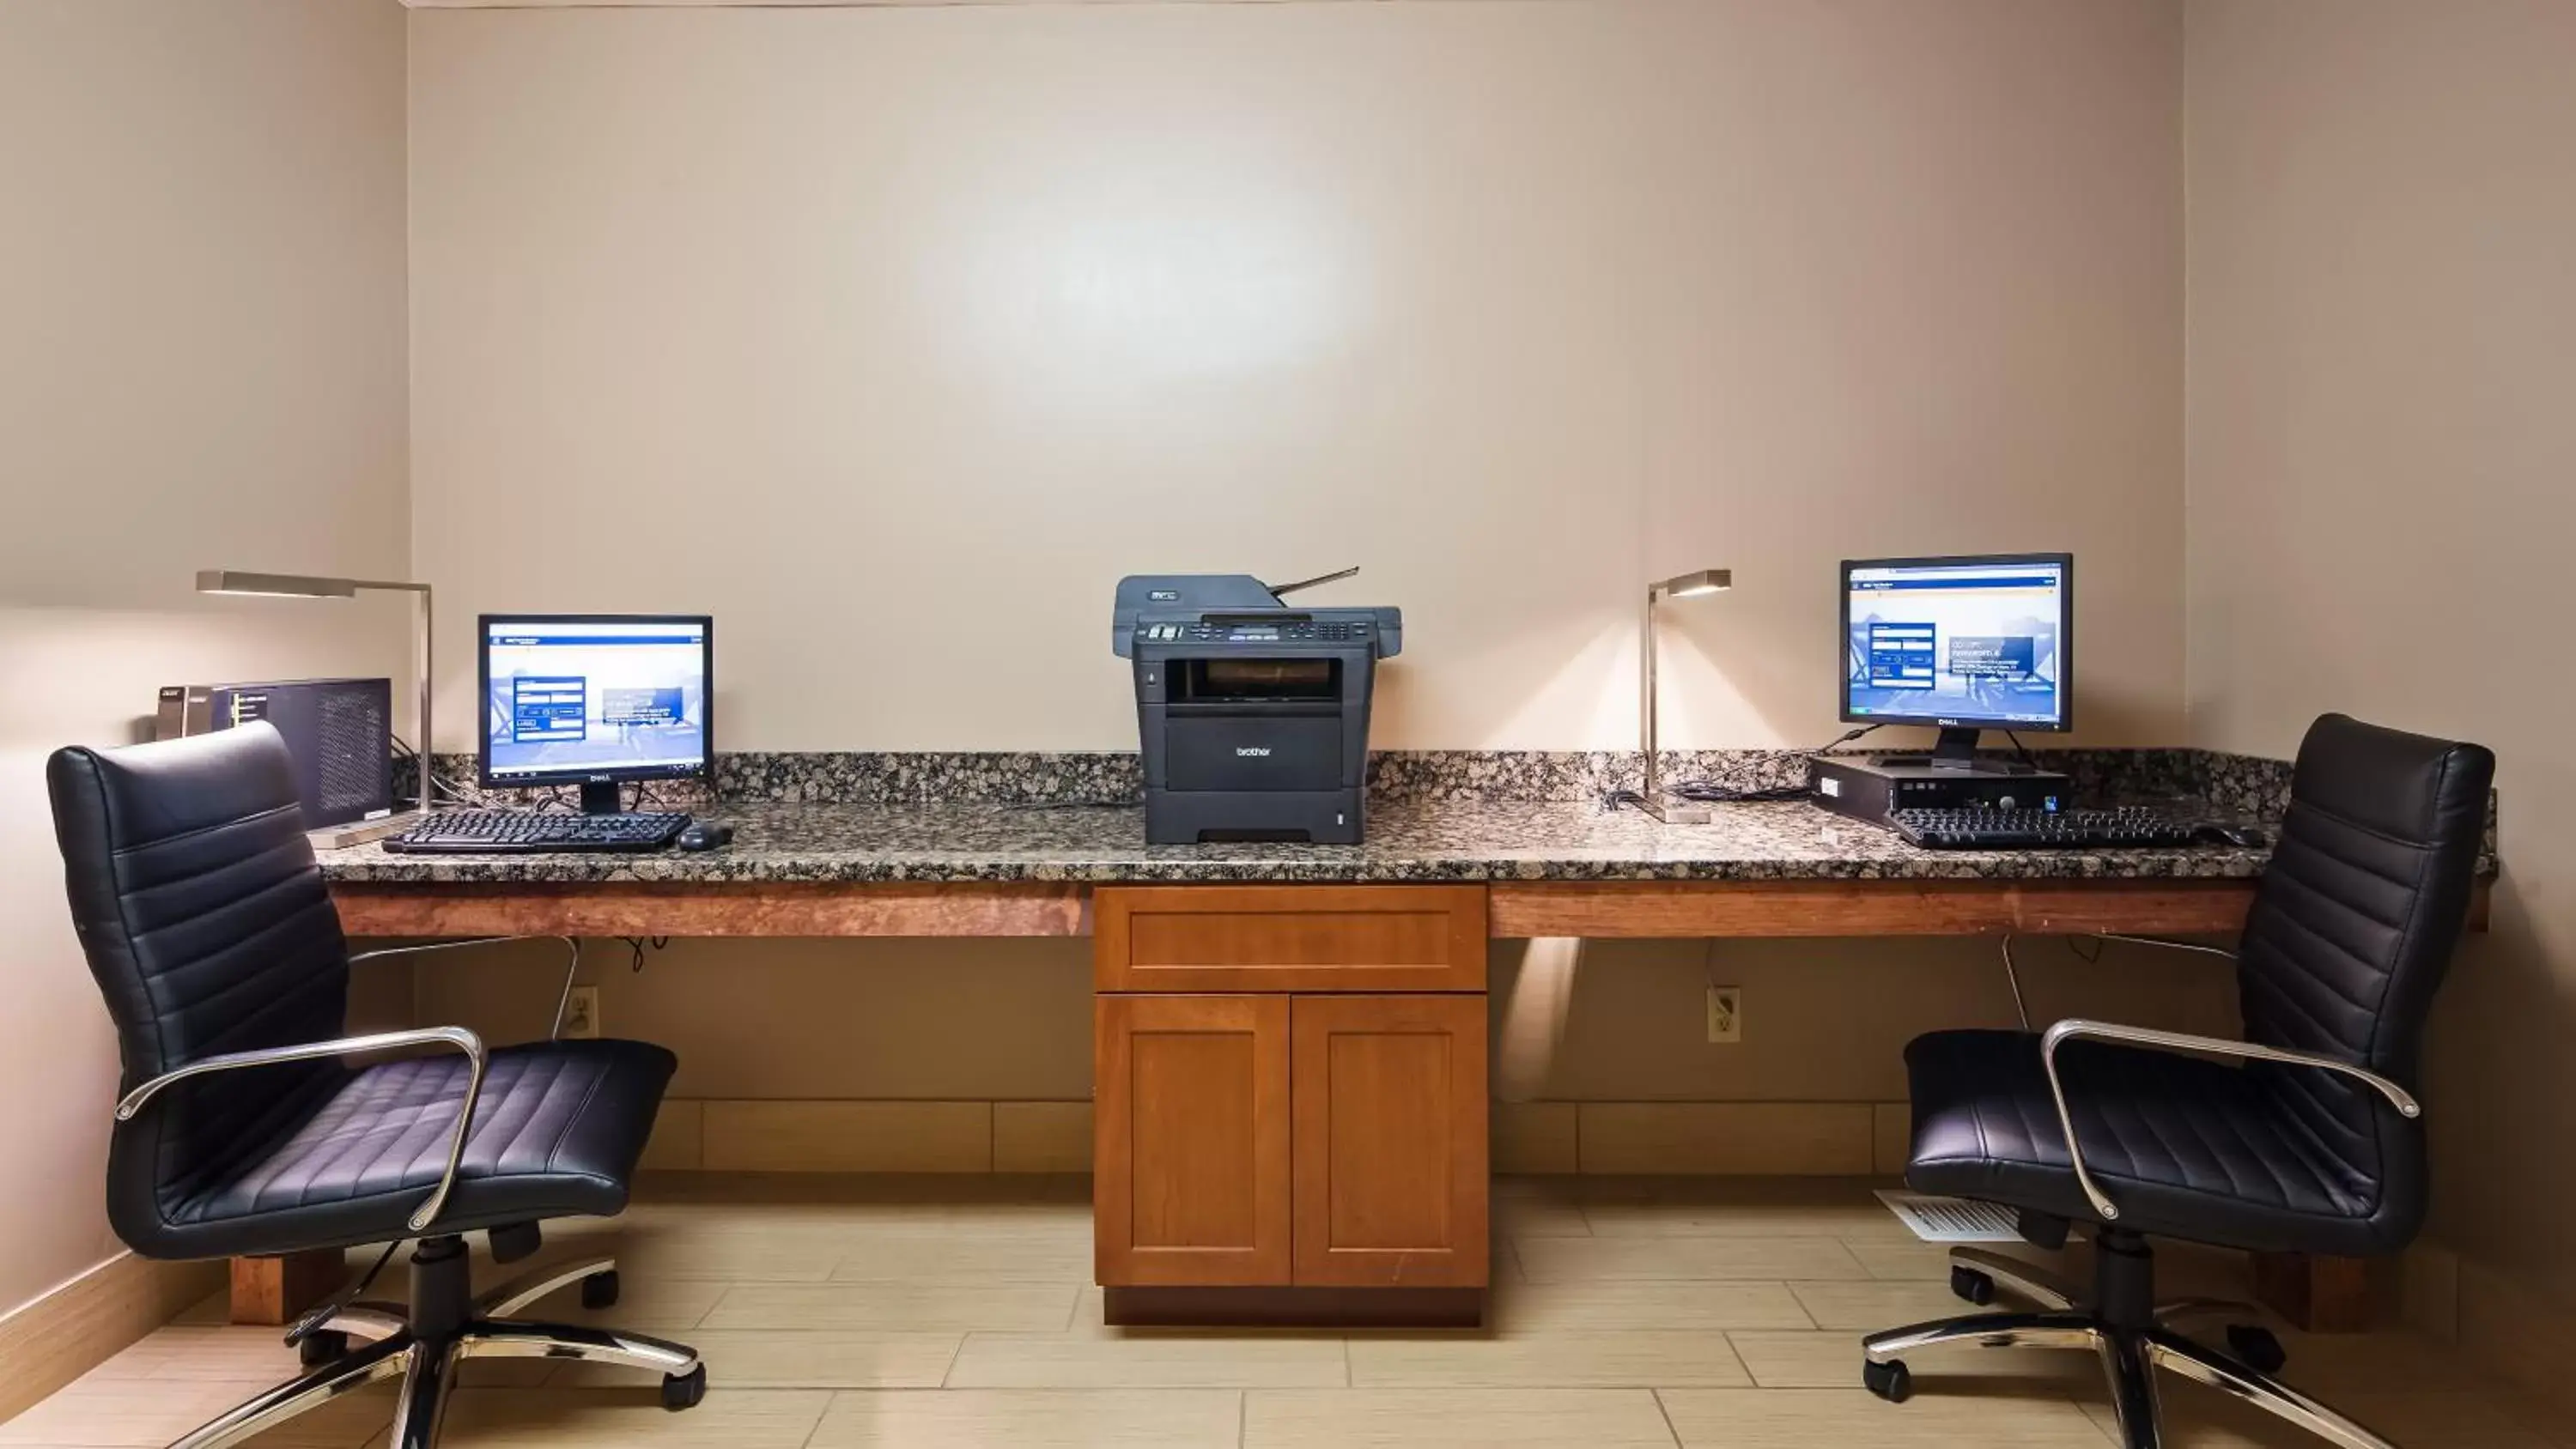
left=315, top=797, right=2280, bottom=886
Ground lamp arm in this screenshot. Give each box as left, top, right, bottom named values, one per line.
left=1641, top=585, right=1662, bottom=808
left=420, top=581, right=431, bottom=815
left=1636, top=573, right=1729, bottom=816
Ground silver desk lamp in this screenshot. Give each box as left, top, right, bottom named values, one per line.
left=1641, top=568, right=1733, bottom=823
left=196, top=568, right=435, bottom=846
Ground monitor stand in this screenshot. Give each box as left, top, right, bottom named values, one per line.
left=579, top=779, right=626, bottom=815
left=1923, top=726, right=2030, bottom=774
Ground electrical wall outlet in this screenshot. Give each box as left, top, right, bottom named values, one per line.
left=563, top=985, right=601, bottom=1040
left=1706, top=985, right=1742, bottom=1044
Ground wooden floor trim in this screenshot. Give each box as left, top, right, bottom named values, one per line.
left=0, top=1251, right=225, bottom=1423
left=2457, top=1247, right=2576, bottom=1424
left=645, top=1097, right=1929, bottom=1179
left=639, top=1099, right=1097, bottom=1173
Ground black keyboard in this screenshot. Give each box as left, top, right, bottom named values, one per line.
left=1889, top=806, right=2196, bottom=851
left=384, top=810, right=692, bottom=855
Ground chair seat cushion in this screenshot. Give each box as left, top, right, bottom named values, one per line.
left=1903, top=1028, right=2411, bottom=1257
left=143, top=1039, right=676, bottom=1258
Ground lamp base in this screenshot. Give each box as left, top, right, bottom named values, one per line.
left=308, top=810, right=426, bottom=850
left=1640, top=798, right=1712, bottom=826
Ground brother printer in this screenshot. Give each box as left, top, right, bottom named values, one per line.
left=1113, top=568, right=1401, bottom=845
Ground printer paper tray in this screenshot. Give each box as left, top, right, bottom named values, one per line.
left=1164, top=715, right=1344, bottom=793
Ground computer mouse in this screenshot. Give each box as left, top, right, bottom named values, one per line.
left=676, top=822, right=734, bottom=852
left=2194, top=822, right=2268, bottom=849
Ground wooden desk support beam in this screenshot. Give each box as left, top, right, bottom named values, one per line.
left=2254, top=1251, right=2372, bottom=1333
left=230, top=1250, right=343, bottom=1327
left=1486, top=878, right=2266, bottom=939
left=335, top=877, right=2485, bottom=943
left=331, top=881, right=1089, bottom=938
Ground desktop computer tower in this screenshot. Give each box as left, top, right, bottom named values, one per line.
left=155, top=678, right=396, bottom=834
left=1807, top=754, right=2073, bottom=827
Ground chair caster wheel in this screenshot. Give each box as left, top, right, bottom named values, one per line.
left=1863, top=1358, right=1912, bottom=1404
left=661, top=1364, right=708, bottom=1411
left=1950, top=1264, right=1997, bottom=1306
left=580, top=1270, right=620, bottom=1311
left=296, top=1331, right=348, bottom=1369
left=2227, top=1324, right=2287, bottom=1375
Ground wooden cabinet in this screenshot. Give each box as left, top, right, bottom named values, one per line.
left=1291, top=995, right=1488, bottom=1288
left=1093, top=886, right=1489, bottom=1322
left=1093, top=994, right=1291, bottom=1287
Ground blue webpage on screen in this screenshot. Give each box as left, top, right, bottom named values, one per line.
left=1845, top=561, right=2064, bottom=727
left=485, top=621, right=708, bottom=779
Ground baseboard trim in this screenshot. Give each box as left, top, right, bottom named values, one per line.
left=2452, top=1247, right=2576, bottom=1423
left=2397, top=1239, right=2460, bottom=1341
left=0, top=1251, right=225, bottom=1423
left=1573, top=1100, right=1884, bottom=1175
left=644, top=1099, right=1082, bottom=1173
left=652, top=1098, right=1911, bottom=1178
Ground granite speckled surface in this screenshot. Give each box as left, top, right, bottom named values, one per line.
left=348, top=747, right=2494, bottom=888
left=319, top=796, right=2281, bottom=886
left=414, top=746, right=2257, bottom=808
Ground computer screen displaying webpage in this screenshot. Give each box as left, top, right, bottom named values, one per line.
left=1844, top=560, right=2066, bottom=727
left=483, top=619, right=709, bottom=779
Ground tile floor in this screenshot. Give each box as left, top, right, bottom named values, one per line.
left=2, top=1175, right=2564, bottom=1448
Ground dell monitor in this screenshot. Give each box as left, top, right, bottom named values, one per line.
left=1841, top=554, right=2070, bottom=770
left=479, top=615, right=713, bottom=814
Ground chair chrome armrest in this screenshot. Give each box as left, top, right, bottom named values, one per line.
left=2037, top=1018, right=2421, bottom=1222
left=114, top=1026, right=489, bottom=1234
left=348, top=936, right=584, bottom=1040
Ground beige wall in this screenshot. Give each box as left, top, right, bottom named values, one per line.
left=2184, top=0, right=2576, bottom=1313
left=417, top=930, right=2242, bottom=1105
left=0, top=0, right=411, bottom=1318
left=400, top=0, right=2200, bottom=1134
left=407, top=0, right=2184, bottom=753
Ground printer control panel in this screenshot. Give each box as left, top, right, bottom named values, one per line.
left=1135, top=621, right=1369, bottom=645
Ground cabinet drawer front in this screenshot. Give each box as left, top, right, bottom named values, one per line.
left=1094, top=995, right=1292, bottom=1287
left=1094, top=885, right=1487, bottom=992
left=1291, top=994, right=1490, bottom=1288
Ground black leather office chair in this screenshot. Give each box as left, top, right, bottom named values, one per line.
left=1862, top=713, right=2493, bottom=1449
left=48, top=723, right=706, bottom=1449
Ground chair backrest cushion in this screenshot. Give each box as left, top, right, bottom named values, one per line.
left=49, top=723, right=353, bottom=1248
left=2239, top=712, right=2493, bottom=1229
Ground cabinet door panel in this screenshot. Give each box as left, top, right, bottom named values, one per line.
left=1291, top=994, right=1488, bottom=1288
left=1095, top=995, right=1291, bottom=1286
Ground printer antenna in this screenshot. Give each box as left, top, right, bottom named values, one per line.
left=1265, top=566, right=1360, bottom=599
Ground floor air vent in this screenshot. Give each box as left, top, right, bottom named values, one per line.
left=1874, top=1191, right=2024, bottom=1243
